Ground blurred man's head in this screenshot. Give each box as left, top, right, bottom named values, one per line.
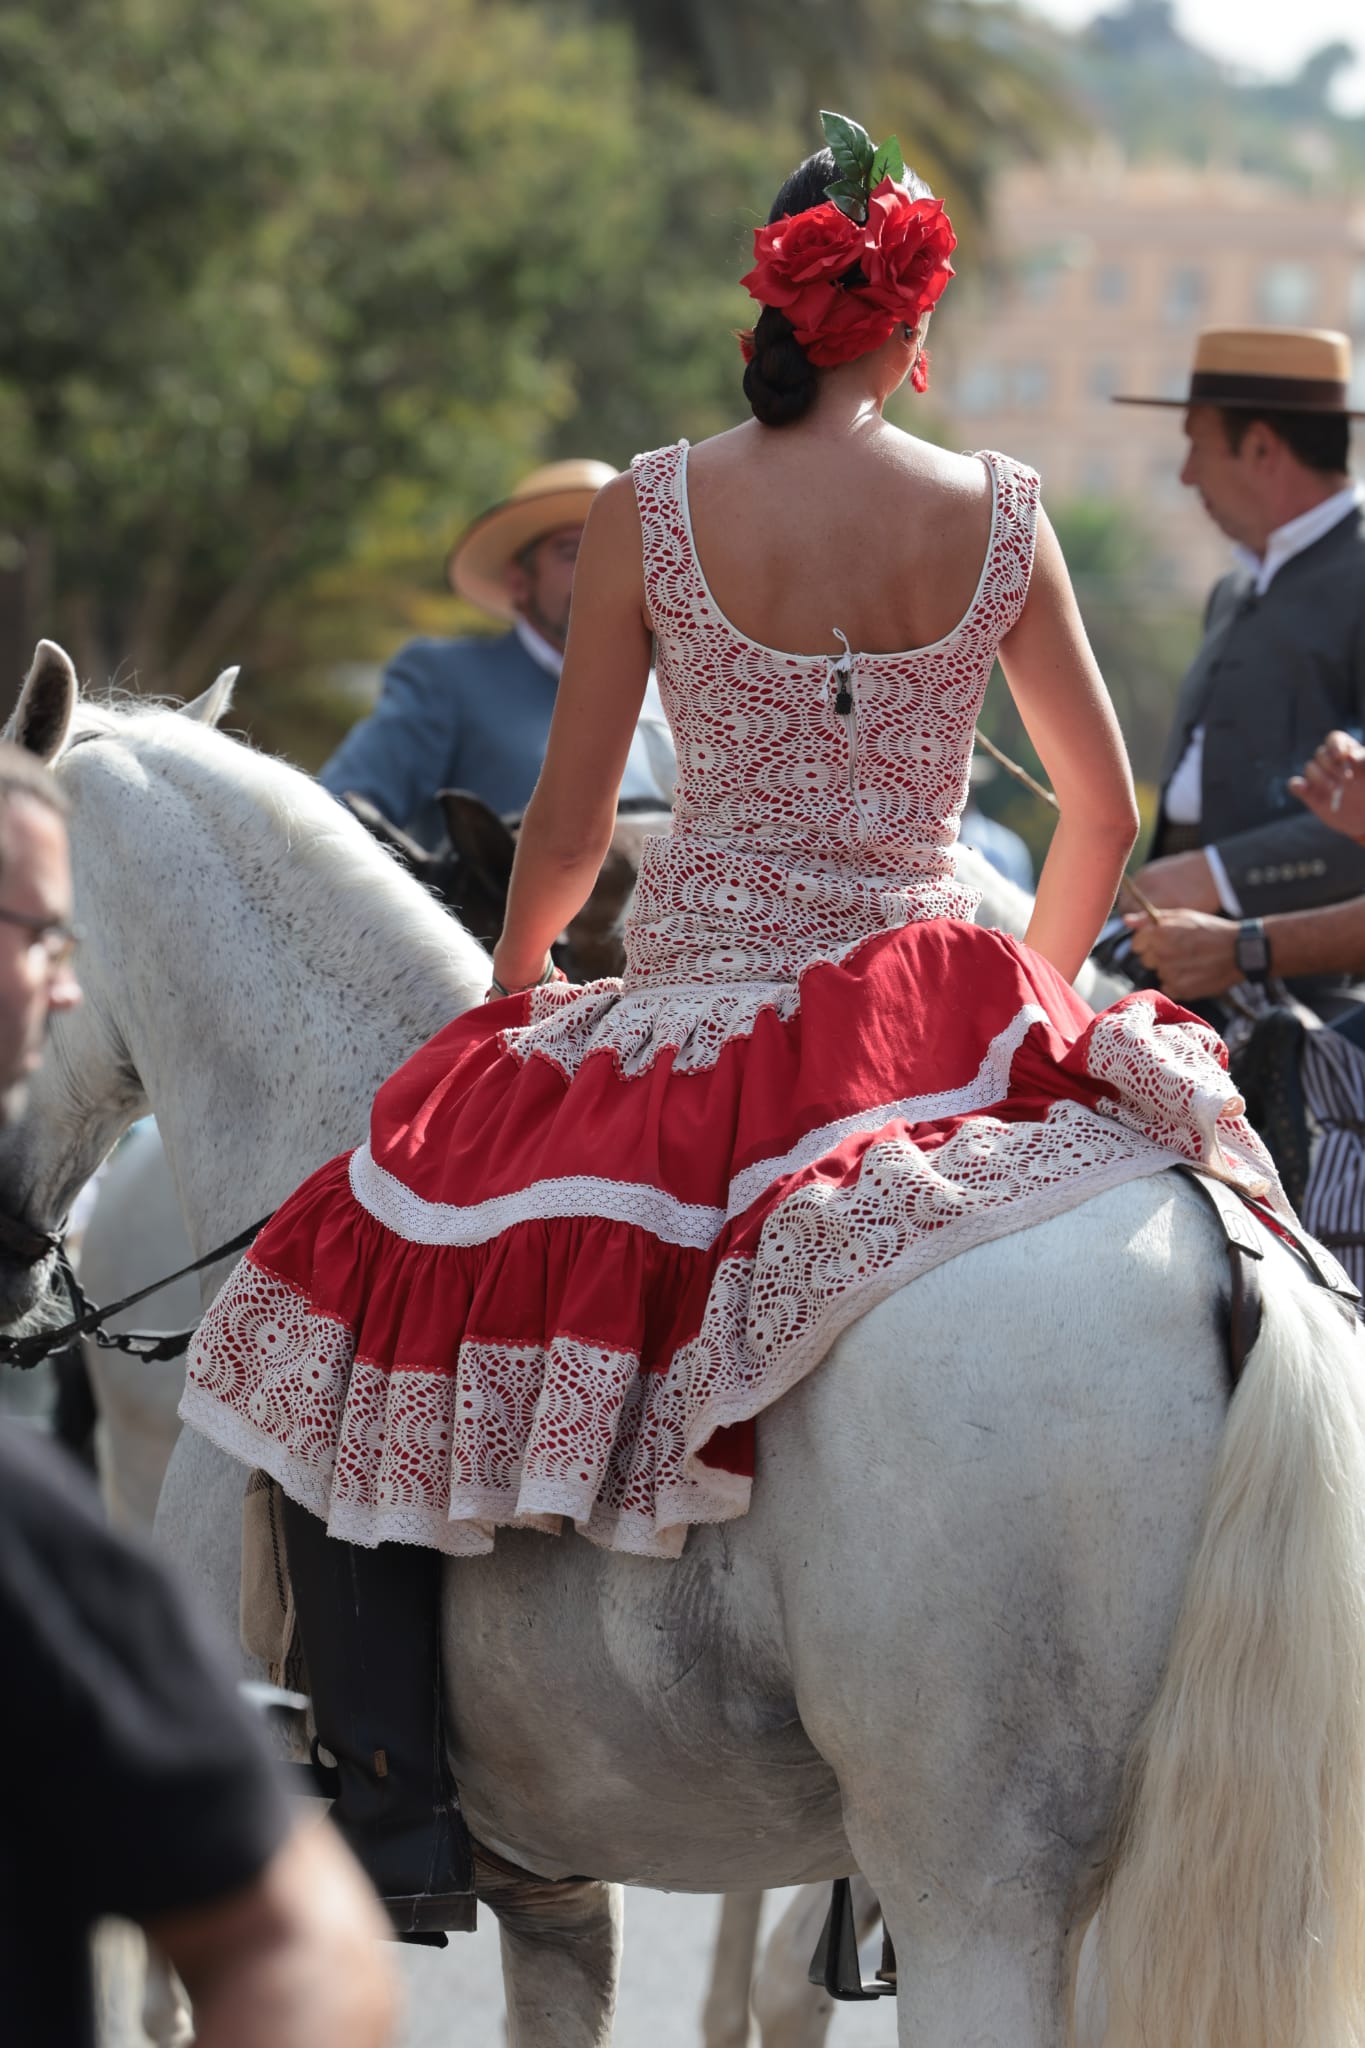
left=1114, top=328, right=1358, bottom=557
left=1179, top=403, right=1351, bottom=556
left=502, top=525, right=583, bottom=648
left=446, top=459, right=617, bottom=647
left=0, top=746, right=80, bottom=1123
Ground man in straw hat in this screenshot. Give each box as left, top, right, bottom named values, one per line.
left=320, top=459, right=670, bottom=848
left=1113, top=326, right=1365, bottom=1022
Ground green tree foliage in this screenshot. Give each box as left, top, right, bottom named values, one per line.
left=573, top=0, right=1073, bottom=234
left=0, top=0, right=1073, bottom=760
left=0, top=0, right=776, bottom=750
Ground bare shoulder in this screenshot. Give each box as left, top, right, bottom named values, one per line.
left=885, top=433, right=996, bottom=507
left=593, top=469, right=646, bottom=529
left=583, top=470, right=645, bottom=565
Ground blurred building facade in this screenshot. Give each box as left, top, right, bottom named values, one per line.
left=941, top=156, right=1365, bottom=597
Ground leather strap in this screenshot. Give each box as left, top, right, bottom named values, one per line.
left=1178, top=1167, right=1265, bottom=1386
left=1176, top=1165, right=1360, bottom=1391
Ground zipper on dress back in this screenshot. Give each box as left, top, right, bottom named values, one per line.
left=830, top=628, right=854, bottom=717
left=828, top=627, right=869, bottom=837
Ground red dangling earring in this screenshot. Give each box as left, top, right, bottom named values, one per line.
left=911, top=347, right=930, bottom=395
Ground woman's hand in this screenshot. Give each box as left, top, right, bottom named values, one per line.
left=485, top=949, right=560, bottom=1001
left=1124, top=909, right=1238, bottom=1000
left=1290, top=731, right=1365, bottom=838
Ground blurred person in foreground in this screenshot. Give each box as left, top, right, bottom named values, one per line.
left=0, top=743, right=397, bottom=2048
left=1114, top=327, right=1365, bottom=1025
left=319, top=459, right=672, bottom=845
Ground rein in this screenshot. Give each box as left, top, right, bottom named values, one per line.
left=0, top=1211, right=270, bottom=1372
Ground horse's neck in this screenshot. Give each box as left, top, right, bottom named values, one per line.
left=71, top=729, right=484, bottom=1252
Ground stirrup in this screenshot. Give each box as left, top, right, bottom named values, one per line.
left=807, top=1878, right=895, bottom=2001
left=388, top=1891, right=478, bottom=1939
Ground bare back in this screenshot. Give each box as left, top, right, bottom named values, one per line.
left=682, top=418, right=995, bottom=658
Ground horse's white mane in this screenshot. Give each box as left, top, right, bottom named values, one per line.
left=60, top=696, right=490, bottom=995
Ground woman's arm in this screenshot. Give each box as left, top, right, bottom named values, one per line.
left=995, top=508, right=1140, bottom=982
left=491, top=476, right=653, bottom=994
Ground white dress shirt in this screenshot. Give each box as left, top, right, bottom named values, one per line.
left=513, top=616, right=674, bottom=804
left=1164, top=479, right=1365, bottom=914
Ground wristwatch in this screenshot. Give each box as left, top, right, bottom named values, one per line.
left=1233, top=917, right=1272, bottom=984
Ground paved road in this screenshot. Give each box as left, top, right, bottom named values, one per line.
left=391, top=1885, right=894, bottom=2048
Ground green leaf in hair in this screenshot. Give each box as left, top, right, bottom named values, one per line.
left=820, top=111, right=874, bottom=183
left=869, top=137, right=905, bottom=187
left=824, top=178, right=867, bottom=221
left=819, top=110, right=905, bottom=224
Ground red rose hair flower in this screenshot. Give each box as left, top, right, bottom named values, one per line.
left=740, top=177, right=956, bottom=380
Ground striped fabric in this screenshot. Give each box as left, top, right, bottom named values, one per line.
left=1300, top=1026, right=1365, bottom=1292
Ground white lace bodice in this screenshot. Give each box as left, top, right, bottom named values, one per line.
left=622, top=439, right=1040, bottom=988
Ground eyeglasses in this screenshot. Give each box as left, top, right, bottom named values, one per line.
left=0, top=905, right=83, bottom=969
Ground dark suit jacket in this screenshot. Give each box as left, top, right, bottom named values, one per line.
left=1153, top=501, right=1365, bottom=923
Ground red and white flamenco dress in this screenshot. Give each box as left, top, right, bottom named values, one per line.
left=182, top=442, right=1280, bottom=1558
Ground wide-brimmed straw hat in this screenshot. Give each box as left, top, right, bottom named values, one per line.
left=446, top=459, right=618, bottom=619
left=1114, top=327, right=1364, bottom=416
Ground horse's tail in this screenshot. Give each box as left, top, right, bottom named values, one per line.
left=1098, top=1262, right=1365, bottom=2048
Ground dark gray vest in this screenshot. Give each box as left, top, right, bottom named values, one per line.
left=1154, top=503, right=1365, bottom=931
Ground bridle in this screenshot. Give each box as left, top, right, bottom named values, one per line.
left=0, top=1203, right=271, bottom=1371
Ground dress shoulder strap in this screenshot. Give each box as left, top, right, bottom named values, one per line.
left=630, top=441, right=695, bottom=632
left=970, top=449, right=1042, bottom=639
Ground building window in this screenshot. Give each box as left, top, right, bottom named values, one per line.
left=1012, top=362, right=1051, bottom=409
left=1094, top=263, right=1127, bottom=306
left=1080, top=452, right=1115, bottom=496
left=954, top=362, right=1005, bottom=413
left=1348, top=261, right=1365, bottom=334
left=1258, top=262, right=1316, bottom=323
left=1089, top=360, right=1121, bottom=401
left=1163, top=267, right=1204, bottom=322
left=1017, top=247, right=1066, bottom=306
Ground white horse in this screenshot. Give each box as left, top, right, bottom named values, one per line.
left=5, top=640, right=1365, bottom=2048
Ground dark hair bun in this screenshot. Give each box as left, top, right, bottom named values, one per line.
left=743, top=304, right=818, bottom=428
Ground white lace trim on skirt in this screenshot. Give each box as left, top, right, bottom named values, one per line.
left=183, top=1101, right=1198, bottom=1559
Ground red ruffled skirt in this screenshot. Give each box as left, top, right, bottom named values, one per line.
left=182, top=922, right=1277, bottom=1556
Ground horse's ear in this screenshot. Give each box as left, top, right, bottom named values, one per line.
left=5, top=640, right=78, bottom=764
left=179, top=666, right=239, bottom=728
left=439, top=790, right=517, bottom=885
left=341, top=792, right=430, bottom=875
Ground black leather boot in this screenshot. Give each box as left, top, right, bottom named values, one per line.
left=281, top=1496, right=476, bottom=1937
left=1230, top=1005, right=1310, bottom=1212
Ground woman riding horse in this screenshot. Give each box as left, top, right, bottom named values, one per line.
left=182, top=118, right=1281, bottom=1936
